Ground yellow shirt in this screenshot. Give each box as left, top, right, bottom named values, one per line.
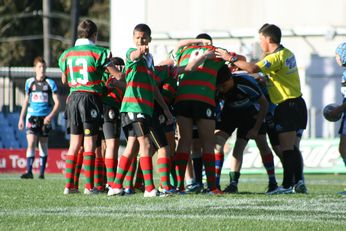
left=256, top=46, right=302, bottom=104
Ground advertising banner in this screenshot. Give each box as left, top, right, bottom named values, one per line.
left=0, top=139, right=345, bottom=174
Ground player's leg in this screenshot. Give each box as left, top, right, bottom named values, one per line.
left=175, top=116, right=194, bottom=191
left=214, top=130, right=229, bottom=190
left=21, top=133, right=37, bottom=179
left=223, top=137, right=248, bottom=194
left=197, top=118, right=219, bottom=193
left=37, top=136, right=48, bottom=179
left=255, top=133, right=278, bottom=193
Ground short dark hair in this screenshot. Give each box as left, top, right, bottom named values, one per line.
left=133, top=23, right=151, bottom=37
left=216, top=65, right=232, bottom=85
left=77, top=19, right=98, bottom=39
left=33, top=56, right=46, bottom=66
left=259, top=24, right=281, bottom=44
left=111, top=57, right=125, bottom=66
left=196, top=33, right=213, bottom=43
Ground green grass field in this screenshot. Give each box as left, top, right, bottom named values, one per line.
left=1, top=173, right=345, bottom=231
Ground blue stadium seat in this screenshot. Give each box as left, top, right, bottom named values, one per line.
left=0, top=112, right=5, bottom=121
left=9, top=140, right=20, bottom=149
left=0, top=129, right=17, bottom=146
left=7, top=116, right=19, bottom=127
left=6, top=113, right=20, bottom=126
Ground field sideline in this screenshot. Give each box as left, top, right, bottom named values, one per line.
left=1, top=173, right=345, bottom=230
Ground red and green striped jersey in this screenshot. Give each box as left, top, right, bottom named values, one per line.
left=175, top=45, right=225, bottom=106
left=154, top=65, right=178, bottom=105
left=58, top=40, right=112, bottom=94
left=102, top=72, right=124, bottom=109
left=120, top=48, right=157, bottom=116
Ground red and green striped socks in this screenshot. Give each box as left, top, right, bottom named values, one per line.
left=123, top=157, right=137, bottom=189
left=157, top=157, right=171, bottom=190
left=203, top=153, right=217, bottom=190
left=174, top=152, right=190, bottom=190
left=104, top=158, right=117, bottom=187
left=140, top=156, right=155, bottom=192
left=73, top=148, right=84, bottom=189
left=83, top=152, right=95, bottom=190
left=94, top=157, right=105, bottom=191
left=134, top=163, right=144, bottom=190
left=65, top=155, right=75, bottom=189
left=113, top=155, right=132, bottom=189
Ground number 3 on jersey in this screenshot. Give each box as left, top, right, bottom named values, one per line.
left=67, top=58, right=89, bottom=85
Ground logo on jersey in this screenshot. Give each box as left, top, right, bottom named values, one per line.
left=137, top=113, right=145, bottom=119
left=285, top=55, right=297, bottom=69
left=84, top=129, right=91, bottom=135
left=108, top=109, right=115, bottom=119
left=264, top=60, right=271, bottom=68
left=275, top=123, right=283, bottom=132
left=206, top=108, right=212, bottom=118
left=159, top=114, right=166, bottom=124
left=31, top=92, right=48, bottom=103
left=91, top=109, right=97, bottom=118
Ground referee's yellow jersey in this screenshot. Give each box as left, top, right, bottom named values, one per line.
left=256, top=46, right=302, bottom=104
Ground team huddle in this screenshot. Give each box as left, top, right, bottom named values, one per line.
left=56, top=19, right=309, bottom=197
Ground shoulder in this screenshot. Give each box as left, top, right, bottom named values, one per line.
left=234, top=74, right=261, bottom=89
left=25, top=77, right=35, bottom=86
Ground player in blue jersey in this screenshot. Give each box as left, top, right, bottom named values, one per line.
left=18, top=57, right=61, bottom=179
left=327, top=42, right=346, bottom=195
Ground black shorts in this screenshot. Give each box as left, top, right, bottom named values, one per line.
left=65, top=91, right=103, bottom=136
left=103, top=104, right=121, bottom=139
left=149, top=113, right=168, bottom=149
left=274, top=97, right=307, bottom=133
left=121, top=112, right=151, bottom=138
left=152, top=103, right=175, bottom=133
left=175, top=101, right=215, bottom=121
left=216, top=106, right=258, bottom=140
left=26, top=115, right=51, bottom=137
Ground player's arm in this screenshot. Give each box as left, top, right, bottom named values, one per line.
left=330, top=102, right=346, bottom=116
left=175, top=49, right=216, bottom=74
left=106, top=76, right=126, bottom=90
left=130, top=45, right=149, bottom=61
left=246, top=95, right=268, bottom=139
left=215, top=48, right=260, bottom=73
left=173, top=38, right=212, bottom=53
left=106, top=65, right=125, bottom=80
left=44, top=93, right=61, bottom=125
left=18, top=95, right=29, bottom=130
left=61, top=73, right=67, bottom=85
left=153, top=85, right=174, bottom=125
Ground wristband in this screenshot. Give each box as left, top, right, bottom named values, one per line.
left=228, top=52, right=238, bottom=64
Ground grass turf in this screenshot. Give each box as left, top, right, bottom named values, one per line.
left=0, top=173, right=345, bottom=230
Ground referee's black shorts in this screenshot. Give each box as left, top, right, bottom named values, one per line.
left=274, top=96, right=307, bottom=133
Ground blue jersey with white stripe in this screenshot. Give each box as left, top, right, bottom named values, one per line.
left=222, top=73, right=262, bottom=109
left=25, top=77, right=58, bottom=116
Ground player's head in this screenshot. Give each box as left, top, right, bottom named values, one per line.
left=335, top=42, right=346, bottom=67
left=111, top=57, right=125, bottom=72
left=133, top=23, right=152, bottom=46
left=258, top=24, right=281, bottom=52
left=216, top=64, right=233, bottom=93
left=196, top=33, right=213, bottom=45
left=33, top=56, right=46, bottom=80
left=77, top=19, right=98, bottom=41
